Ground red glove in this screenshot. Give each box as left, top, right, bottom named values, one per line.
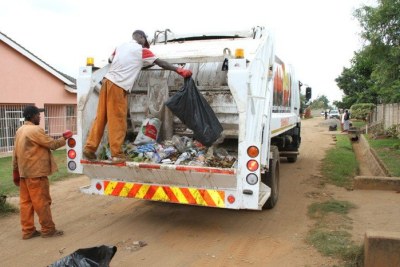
left=176, top=68, right=192, bottom=78
left=13, top=170, right=20, bottom=187
left=63, top=130, right=73, bottom=139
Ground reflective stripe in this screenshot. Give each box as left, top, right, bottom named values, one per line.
left=103, top=181, right=225, bottom=208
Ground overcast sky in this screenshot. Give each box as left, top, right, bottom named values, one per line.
left=1, top=0, right=375, bottom=104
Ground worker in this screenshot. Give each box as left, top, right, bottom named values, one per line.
left=83, top=29, right=192, bottom=163
left=342, top=109, right=350, bottom=132
left=12, top=105, right=72, bottom=239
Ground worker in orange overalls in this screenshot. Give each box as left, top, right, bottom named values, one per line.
left=83, top=30, right=192, bottom=163
left=12, top=105, right=72, bottom=239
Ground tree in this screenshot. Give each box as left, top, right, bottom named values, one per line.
left=309, top=95, right=330, bottom=110
left=355, top=0, right=400, bottom=103
left=336, top=0, right=400, bottom=104
left=335, top=48, right=378, bottom=106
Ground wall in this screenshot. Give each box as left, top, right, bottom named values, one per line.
left=1, top=41, right=76, bottom=105
left=1, top=41, right=76, bottom=128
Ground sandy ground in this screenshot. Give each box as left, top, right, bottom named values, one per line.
left=1, top=117, right=399, bottom=267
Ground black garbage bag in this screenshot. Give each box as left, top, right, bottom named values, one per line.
left=49, top=245, right=117, bottom=267
left=165, top=78, right=223, bottom=146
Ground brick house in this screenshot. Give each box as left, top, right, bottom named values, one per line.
left=0, top=32, right=77, bottom=153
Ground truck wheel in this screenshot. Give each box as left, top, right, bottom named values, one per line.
left=262, top=146, right=280, bottom=209
left=287, top=156, right=297, bottom=163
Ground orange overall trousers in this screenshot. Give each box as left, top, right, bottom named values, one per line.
left=20, top=177, right=55, bottom=237
left=84, top=79, right=128, bottom=157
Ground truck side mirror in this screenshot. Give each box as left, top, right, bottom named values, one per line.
left=306, top=87, right=312, bottom=101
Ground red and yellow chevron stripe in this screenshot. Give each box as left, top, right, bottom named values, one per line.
left=103, top=181, right=225, bottom=208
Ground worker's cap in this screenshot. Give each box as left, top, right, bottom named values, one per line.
left=133, top=30, right=150, bottom=48
left=23, top=105, right=45, bottom=119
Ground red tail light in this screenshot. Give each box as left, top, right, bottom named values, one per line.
left=247, top=160, right=259, bottom=171
left=227, top=195, right=235, bottom=204
left=68, top=149, right=76, bottom=159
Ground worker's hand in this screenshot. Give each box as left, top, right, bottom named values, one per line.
left=176, top=68, right=192, bottom=78
left=13, top=170, right=20, bottom=187
left=62, top=130, right=73, bottom=139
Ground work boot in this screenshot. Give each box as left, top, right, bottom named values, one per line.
left=83, top=150, right=96, bottom=160
left=112, top=154, right=128, bottom=163
left=41, top=229, right=64, bottom=238
left=22, top=230, right=41, bottom=240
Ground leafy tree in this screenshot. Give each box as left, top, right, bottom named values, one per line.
left=335, top=48, right=377, bottom=106
left=336, top=0, right=400, bottom=104
left=309, top=95, right=330, bottom=110
left=354, top=0, right=400, bottom=103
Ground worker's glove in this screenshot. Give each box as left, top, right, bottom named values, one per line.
left=13, top=170, right=20, bottom=187
left=62, top=130, right=73, bottom=139
left=176, top=68, right=192, bottom=78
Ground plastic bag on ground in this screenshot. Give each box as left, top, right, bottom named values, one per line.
left=49, top=245, right=117, bottom=267
left=165, top=78, right=223, bottom=146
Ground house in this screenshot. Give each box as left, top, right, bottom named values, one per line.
left=0, top=32, right=77, bottom=153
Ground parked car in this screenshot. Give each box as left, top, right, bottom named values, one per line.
left=328, top=110, right=340, bottom=119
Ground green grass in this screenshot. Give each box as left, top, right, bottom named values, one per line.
left=0, top=149, right=79, bottom=197
left=307, top=200, right=363, bottom=266
left=321, top=135, right=358, bottom=188
left=366, top=136, right=400, bottom=177
left=308, top=200, right=356, bottom=219
left=307, top=229, right=363, bottom=264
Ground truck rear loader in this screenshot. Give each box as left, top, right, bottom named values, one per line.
left=66, top=26, right=311, bottom=210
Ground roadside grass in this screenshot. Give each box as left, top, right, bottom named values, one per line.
left=321, top=134, right=358, bottom=189
left=308, top=135, right=363, bottom=266
left=0, top=149, right=79, bottom=215
left=0, top=196, right=18, bottom=216
left=307, top=200, right=363, bottom=266
left=308, top=200, right=356, bottom=218
left=365, top=136, right=400, bottom=177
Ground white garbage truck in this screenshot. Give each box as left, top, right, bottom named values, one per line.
left=66, top=26, right=311, bottom=210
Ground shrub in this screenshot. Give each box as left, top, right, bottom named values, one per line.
left=350, top=103, right=375, bottom=121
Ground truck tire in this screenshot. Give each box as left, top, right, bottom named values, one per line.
left=262, top=146, right=280, bottom=209
left=287, top=155, right=297, bottom=163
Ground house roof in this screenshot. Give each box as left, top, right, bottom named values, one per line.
left=0, top=31, right=76, bottom=92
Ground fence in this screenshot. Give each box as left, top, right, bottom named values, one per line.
left=370, top=103, right=400, bottom=129
left=0, top=104, right=77, bottom=153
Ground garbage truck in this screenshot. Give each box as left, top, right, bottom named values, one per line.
left=66, top=26, right=311, bottom=210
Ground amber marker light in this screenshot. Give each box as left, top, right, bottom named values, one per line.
left=247, top=146, right=259, bottom=158
left=86, top=57, right=94, bottom=66
left=67, top=138, right=76, bottom=148
left=235, top=48, right=244, bottom=58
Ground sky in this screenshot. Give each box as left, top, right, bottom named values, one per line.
left=1, top=0, right=375, bottom=104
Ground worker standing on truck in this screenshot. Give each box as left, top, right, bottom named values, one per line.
left=83, top=29, right=192, bottom=163
left=12, top=105, right=72, bottom=239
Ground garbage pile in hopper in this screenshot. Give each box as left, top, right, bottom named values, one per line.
left=98, top=135, right=236, bottom=168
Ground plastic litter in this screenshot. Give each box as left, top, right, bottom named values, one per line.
left=134, top=117, right=162, bottom=145
left=49, top=245, right=117, bottom=267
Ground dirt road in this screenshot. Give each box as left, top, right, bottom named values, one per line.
left=1, top=117, right=399, bottom=267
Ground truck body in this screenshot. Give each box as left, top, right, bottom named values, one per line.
left=66, top=27, right=310, bottom=210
